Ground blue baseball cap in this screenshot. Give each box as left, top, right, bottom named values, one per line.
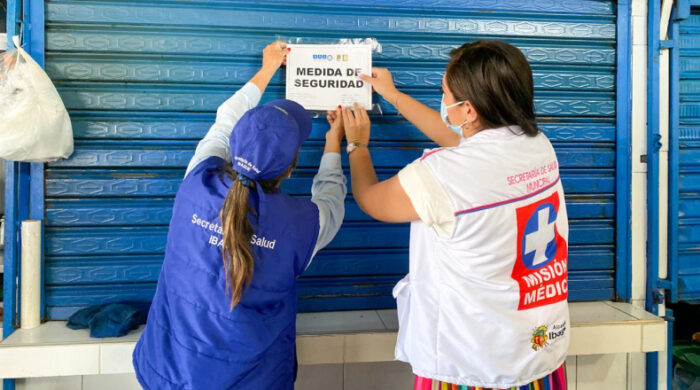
left=230, top=99, right=311, bottom=181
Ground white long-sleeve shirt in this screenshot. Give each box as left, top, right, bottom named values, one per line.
left=185, top=82, right=347, bottom=262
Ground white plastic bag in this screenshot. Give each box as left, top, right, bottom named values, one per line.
left=0, top=36, right=73, bottom=162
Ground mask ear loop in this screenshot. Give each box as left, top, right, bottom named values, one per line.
left=446, top=100, right=466, bottom=110
left=454, top=101, right=470, bottom=128
left=457, top=101, right=480, bottom=133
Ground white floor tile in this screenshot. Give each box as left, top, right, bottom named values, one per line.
left=344, top=333, right=397, bottom=363
left=83, top=374, right=140, bottom=390
left=344, top=361, right=413, bottom=390
left=15, top=376, right=82, bottom=390
left=297, top=335, right=344, bottom=365
left=605, top=301, right=662, bottom=321
left=570, top=302, right=637, bottom=325
left=296, top=364, right=343, bottom=390
left=297, top=311, right=384, bottom=334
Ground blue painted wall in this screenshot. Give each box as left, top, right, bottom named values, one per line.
left=41, top=0, right=621, bottom=318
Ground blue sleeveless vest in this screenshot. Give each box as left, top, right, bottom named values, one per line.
left=133, top=157, right=320, bottom=389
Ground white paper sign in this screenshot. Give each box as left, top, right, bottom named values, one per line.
left=286, top=44, right=372, bottom=111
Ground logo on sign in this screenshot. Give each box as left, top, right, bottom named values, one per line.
left=511, top=191, right=568, bottom=310
left=312, top=54, right=334, bottom=61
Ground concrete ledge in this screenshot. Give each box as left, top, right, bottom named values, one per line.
left=0, top=301, right=666, bottom=379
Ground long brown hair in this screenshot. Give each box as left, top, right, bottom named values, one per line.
left=220, top=157, right=297, bottom=309
left=445, top=40, right=538, bottom=136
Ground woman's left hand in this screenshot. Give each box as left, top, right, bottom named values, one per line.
left=343, top=103, right=371, bottom=146
left=324, top=106, right=345, bottom=153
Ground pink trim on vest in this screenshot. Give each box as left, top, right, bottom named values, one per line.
left=420, top=148, right=445, bottom=161
left=454, top=176, right=561, bottom=216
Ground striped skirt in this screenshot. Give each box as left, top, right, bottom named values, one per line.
left=413, top=363, right=567, bottom=390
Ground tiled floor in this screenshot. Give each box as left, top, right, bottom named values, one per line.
left=1, top=302, right=664, bottom=389
left=13, top=358, right=582, bottom=390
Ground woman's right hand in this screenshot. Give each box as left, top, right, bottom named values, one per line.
left=261, top=41, right=289, bottom=73
left=343, top=103, right=371, bottom=146
left=359, top=67, right=400, bottom=104
left=250, top=41, right=289, bottom=94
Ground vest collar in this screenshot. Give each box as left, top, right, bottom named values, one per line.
left=459, top=125, right=525, bottom=145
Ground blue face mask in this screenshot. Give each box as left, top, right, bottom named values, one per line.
left=440, top=94, right=467, bottom=136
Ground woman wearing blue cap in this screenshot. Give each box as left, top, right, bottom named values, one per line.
left=132, top=41, right=348, bottom=389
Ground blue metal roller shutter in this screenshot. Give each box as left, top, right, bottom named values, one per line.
left=42, top=0, right=621, bottom=319
left=674, top=7, right=700, bottom=303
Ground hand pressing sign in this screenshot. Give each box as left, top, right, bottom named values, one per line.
left=285, top=44, right=372, bottom=111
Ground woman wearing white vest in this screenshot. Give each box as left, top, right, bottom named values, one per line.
left=342, top=40, right=570, bottom=389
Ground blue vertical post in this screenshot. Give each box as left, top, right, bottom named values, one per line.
left=616, top=0, right=633, bottom=302
left=4, top=2, right=22, bottom=390
left=647, top=0, right=661, bottom=389
left=3, top=0, right=20, bottom=335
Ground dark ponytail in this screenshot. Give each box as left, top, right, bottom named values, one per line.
left=445, top=40, right=539, bottom=136
left=220, top=156, right=298, bottom=309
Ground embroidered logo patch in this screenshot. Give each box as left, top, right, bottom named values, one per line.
left=531, top=326, right=549, bottom=351
left=511, top=191, right=568, bottom=310
left=530, top=321, right=567, bottom=352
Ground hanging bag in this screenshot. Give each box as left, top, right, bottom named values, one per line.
left=0, top=36, right=73, bottom=162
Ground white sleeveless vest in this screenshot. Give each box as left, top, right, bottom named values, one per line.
left=394, top=126, right=570, bottom=388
